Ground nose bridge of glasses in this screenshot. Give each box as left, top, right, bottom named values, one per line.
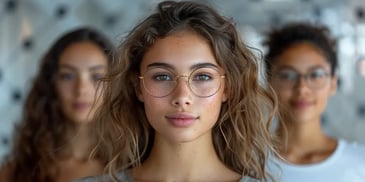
left=293, top=74, right=311, bottom=88
left=175, top=75, right=189, bottom=80
left=302, top=74, right=312, bottom=83
left=174, top=75, right=191, bottom=89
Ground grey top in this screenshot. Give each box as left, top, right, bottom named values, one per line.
left=75, top=171, right=260, bottom=182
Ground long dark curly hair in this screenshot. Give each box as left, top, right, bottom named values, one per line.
left=3, top=27, right=113, bottom=182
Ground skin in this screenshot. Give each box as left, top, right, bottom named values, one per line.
left=134, top=31, right=240, bottom=181
left=55, top=41, right=108, bottom=181
left=56, top=41, right=108, bottom=124
left=270, top=42, right=338, bottom=164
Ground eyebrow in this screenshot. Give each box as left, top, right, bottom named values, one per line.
left=275, top=64, right=329, bottom=72
left=146, top=62, right=219, bottom=70
left=58, top=64, right=107, bottom=71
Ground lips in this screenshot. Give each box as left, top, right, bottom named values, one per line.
left=165, top=112, right=198, bottom=127
left=72, top=102, right=92, bottom=111
left=290, top=100, right=313, bottom=109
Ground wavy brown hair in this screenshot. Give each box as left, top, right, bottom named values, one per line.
left=93, top=1, right=278, bottom=181
left=2, top=27, right=113, bottom=182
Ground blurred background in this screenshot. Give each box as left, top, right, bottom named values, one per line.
left=0, top=0, right=364, bottom=162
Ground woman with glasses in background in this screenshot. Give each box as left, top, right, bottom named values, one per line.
left=0, top=27, right=113, bottom=182
left=77, top=1, right=279, bottom=181
left=263, top=22, right=365, bottom=182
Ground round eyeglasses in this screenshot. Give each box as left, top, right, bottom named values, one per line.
left=139, top=67, right=225, bottom=98
left=272, top=68, right=331, bottom=90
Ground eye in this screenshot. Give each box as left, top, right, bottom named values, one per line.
left=191, top=67, right=218, bottom=82
left=309, top=69, right=328, bottom=80
left=144, top=68, right=176, bottom=82
left=192, top=73, right=212, bottom=81
left=91, top=73, right=105, bottom=82
left=58, top=72, right=75, bottom=81
left=153, top=73, right=173, bottom=81
left=277, top=70, right=298, bottom=81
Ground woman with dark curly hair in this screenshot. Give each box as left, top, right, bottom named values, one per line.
left=0, top=27, right=114, bottom=182
left=77, top=1, right=279, bottom=182
left=263, top=22, right=365, bottom=182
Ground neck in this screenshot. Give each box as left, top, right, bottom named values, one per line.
left=134, top=132, right=237, bottom=181
left=63, top=123, right=93, bottom=161
left=277, top=116, right=335, bottom=155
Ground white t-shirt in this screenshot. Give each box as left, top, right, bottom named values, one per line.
left=267, top=139, right=365, bottom=182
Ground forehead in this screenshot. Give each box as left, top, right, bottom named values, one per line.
left=140, top=31, right=217, bottom=72
left=59, top=41, right=108, bottom=68
left=273, top=42, right=331, bottom=71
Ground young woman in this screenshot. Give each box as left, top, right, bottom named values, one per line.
left=0, top=27, right=114, bottom=182
left=264, top=22, right=365, bottom=182
left=78, top=1, right=279, bottom=182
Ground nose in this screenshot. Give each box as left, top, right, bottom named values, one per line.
left=293, top=75, right=311, bottom=92
left=171, top=76, right=192, bottom=106
left=76, top=74, right=93, bottom=97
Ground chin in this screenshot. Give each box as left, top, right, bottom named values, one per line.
left=292, top=114, right=314, bottom=123
left=166, top=131, right=206, bottom=144
left=70, top=114, right=94, bottom=124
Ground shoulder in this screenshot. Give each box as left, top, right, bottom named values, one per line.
left=73, top=171, right=132, bottom=182
left=339, top=139, right=365, bottom=159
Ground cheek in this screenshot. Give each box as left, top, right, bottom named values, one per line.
left=201, top=95, right=224, bottom=123
left=56, top=84, right=73, bottom=106
left=315, top=88, right=331, bottom=106
left=142, top=96, right=163, bottom=123
left=270, top=82, right=288, bottom=99
left=94, top=84, right=104, bottom=99
left=273, top=87, right=292, bottom=102
left=92, top=91, right=103, bottom=109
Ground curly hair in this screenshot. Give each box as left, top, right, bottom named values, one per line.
left=3, top=27, right=113, bottom=182
left=263, top=22, right=338, bottom=77
left=92, top=1, right=278, bottom=181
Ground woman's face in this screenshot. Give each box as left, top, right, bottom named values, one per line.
left=55, top=41, right=108, bottom=124
left=137, top=31, right=227, bottom=143
left=270, top=42, right=337, bottom=123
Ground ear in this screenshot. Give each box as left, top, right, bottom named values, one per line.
left=222, top=90, right=228, bottom=102
left=329, top=75, right=338, bottom=96
left=135, top=81, right=144, bottom=102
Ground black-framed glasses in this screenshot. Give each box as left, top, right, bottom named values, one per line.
left=272, top=68, right=331, bottom=89
left=139, top=67, right=225, bottom=98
